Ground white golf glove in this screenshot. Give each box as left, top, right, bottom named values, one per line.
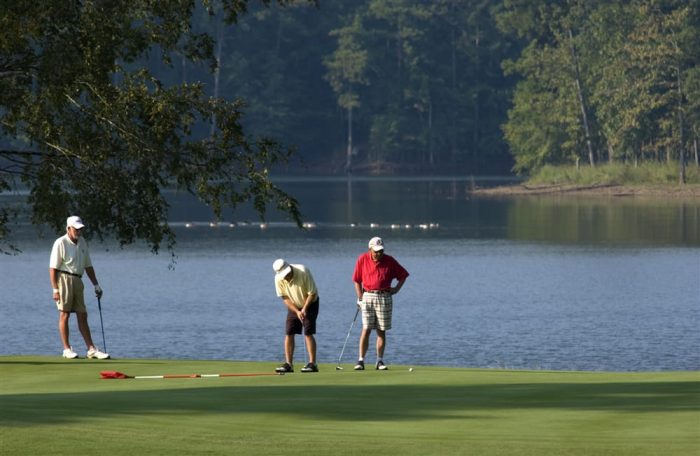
left=356, top=299, right=362, bottom=308
left=95, top=284, right=103, bottom=298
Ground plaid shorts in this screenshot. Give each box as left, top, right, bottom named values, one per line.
left=360, top=291, right=393, bottom=331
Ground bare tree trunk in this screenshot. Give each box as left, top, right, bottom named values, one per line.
left=210, top=23, right=224, bottom=137
left=345, top=107, right=353, bottom=173
left=694, top=137, right=699, bottom=167
left=450, top=27, right=458, bottom=167
left=472, top=25, right=481, bottom=173
left=428, top=97, right=434, bottom=167
left=568, top=29, right=595, bottom=168
left=677, top=67, right=686, bottom=184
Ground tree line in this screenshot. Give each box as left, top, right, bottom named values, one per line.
left=173, top=0, right=521, bottom=174
left=498, top=0, right=699, bottom=183
left=163, top=0, right=698, bottom=177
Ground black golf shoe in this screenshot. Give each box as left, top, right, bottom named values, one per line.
left=354, top=360, right=365, bottom=370
left=275, top=362, right=294, bottom=373
left=301, top=363, right=319, bottom=373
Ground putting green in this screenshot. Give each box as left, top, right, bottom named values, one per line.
left=1, top=356, right=698, bottom=455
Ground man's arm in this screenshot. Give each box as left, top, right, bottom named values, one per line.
left=354, top=282, right=363, bottom=299
left=49, top=268, right=59, bottom=301
left=391, top=278, right=406, bottom=295
left=281, top=296, right=304, bottom=320
left=303, top=292, right=317, bottom=308
left=85, top=266, right=103, bottom=297
left=354, top=282, right=364, bottom=308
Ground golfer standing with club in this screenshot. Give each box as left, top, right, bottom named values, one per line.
left=49, top=216, right=109, bottom=359
left=353, top=237, right=409, bottom=370
left=273, top=259, right=320, bottom=373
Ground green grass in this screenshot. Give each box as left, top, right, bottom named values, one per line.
left=528, top=162, right=700, bottom=186
left=1, top=356, right=698, bottom=455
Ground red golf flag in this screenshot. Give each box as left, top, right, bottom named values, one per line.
left=100, top=371, right=130, bottom=379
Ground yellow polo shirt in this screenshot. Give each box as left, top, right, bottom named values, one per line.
left=275, top=264, right=318, bottom=309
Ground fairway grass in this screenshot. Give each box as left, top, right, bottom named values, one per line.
left=1, top=356, right=698, bottom=455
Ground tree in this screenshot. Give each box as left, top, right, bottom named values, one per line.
left=322, top=0, right=517, bottom=174
left=0, top=0, right=313, bottom=255
left=324, top=13, right=369, bottom=173
left=497, top=0, right=698, bottom=175
left=498, top=0, right=602, bottom=172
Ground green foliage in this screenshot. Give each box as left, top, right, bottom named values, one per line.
left=529, top=162, right=700, bottom=186
left=0, top=0, right=303, bottom=253
left=333, top=0, right=519, bottom=172
left=498, top=0, right=700, bottom=175
left=324, top=14, right=368, bottom=111
left=154, top=0, right=522, bottom=174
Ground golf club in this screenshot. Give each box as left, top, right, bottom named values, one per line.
left=97, top=295, right=106, bottom=352
left=336, top=307, right=360, bottom=370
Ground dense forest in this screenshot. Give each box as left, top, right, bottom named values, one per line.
left=154, top=0, right=699, bottom=176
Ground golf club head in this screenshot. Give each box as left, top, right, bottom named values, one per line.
left=335, top=366, right=343, bottom=370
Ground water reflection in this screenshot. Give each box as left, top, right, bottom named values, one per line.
left=506, top=196, right=700, bottom=245
left=169, top=177, right=700, bottom=247
left=2, top=177, right=697, bottom=246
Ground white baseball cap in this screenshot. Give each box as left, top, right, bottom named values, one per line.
left=368, top=236, right=384, bottom=251
left=66, top=216, right=85, bottom=230
left=272, top=258, right=292, bottom=280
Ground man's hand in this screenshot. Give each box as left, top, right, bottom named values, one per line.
left=95, top=285, right=103, bottom=298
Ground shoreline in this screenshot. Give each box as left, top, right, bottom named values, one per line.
left=472, top=183, right=700, bottom=198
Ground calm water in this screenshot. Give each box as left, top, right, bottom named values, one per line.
left=1, top=178, right=698, bottom=371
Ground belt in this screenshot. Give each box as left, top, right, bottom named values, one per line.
left=365, top=290, right=390, bottom=294
left=59, top=270, right=82, bottom=278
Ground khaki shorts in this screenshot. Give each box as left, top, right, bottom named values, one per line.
left=56, top=273, right=86, bottom=313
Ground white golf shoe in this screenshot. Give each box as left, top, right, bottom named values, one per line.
left=62, top=347, right=78, bottom=359
left=87, top=348, right=110, bottom=359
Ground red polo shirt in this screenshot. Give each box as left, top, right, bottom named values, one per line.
left=352, top=251, right=409, bottom=291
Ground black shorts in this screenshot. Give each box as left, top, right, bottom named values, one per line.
left=285, top=298, right=319, bottom=335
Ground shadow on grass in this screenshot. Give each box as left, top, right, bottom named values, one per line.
left=2, top=380, right=698, bottom=426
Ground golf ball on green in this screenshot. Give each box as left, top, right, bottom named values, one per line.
left=409, top=368, right=413, bottom=372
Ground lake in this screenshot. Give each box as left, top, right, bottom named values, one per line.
left=1, top=177, right=698, bottom=371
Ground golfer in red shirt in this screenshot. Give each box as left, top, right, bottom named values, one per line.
left=352, top=236, right=409, bottom=370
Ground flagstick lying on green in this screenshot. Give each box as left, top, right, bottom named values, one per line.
left=1, top=356, right=698, bottom=456
left=100, top=370, right=283, bottom=379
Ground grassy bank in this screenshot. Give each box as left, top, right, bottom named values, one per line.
left=528, top=162, right=700, bottom=186
left=1, top=356, right=698, bottom=455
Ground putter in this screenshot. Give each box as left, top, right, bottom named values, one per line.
left=336, top=307, right=360, bottom=370
left=97, top=295, right=106, bottom=352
